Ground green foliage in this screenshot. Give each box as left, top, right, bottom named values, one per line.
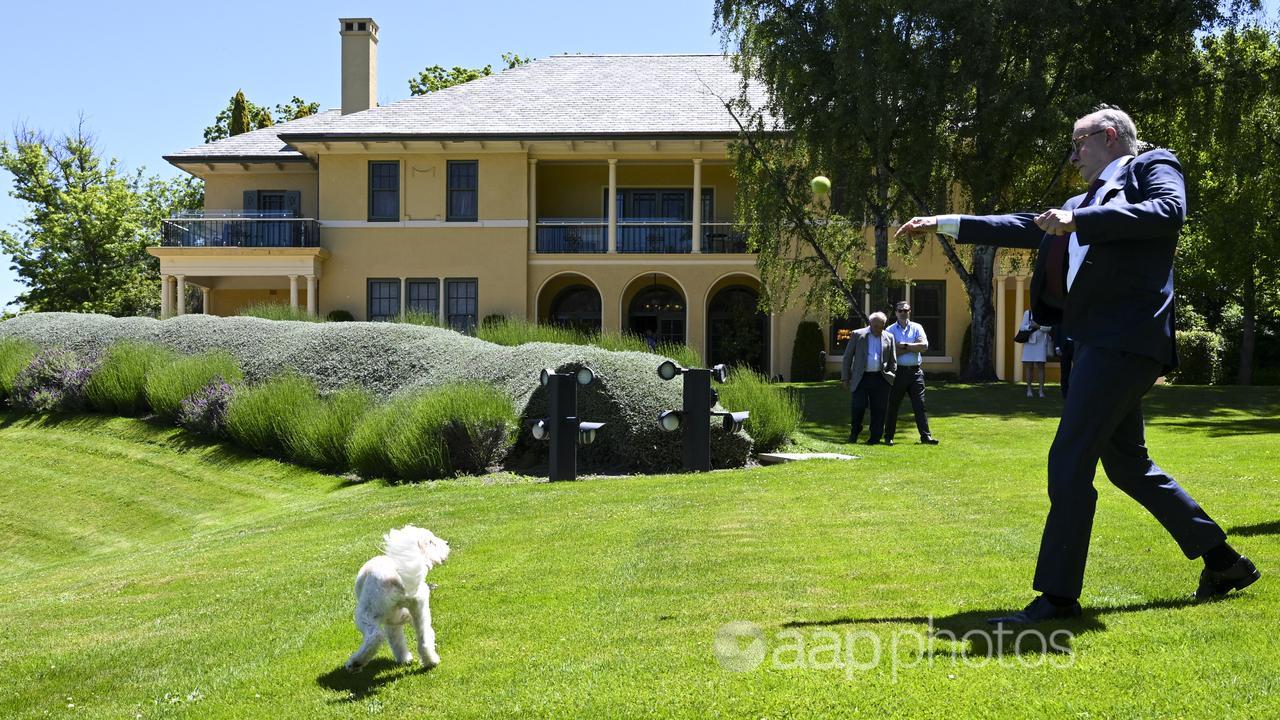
left=85, top=341, right=177, bottom=415
left=408, top=52, right=530, bottom=95
left=718, top=369, right=800, bottom=453
left=144, top=351, right=243, bottom=420
left=285, top=386, right=374, bottom=471
left=1171, top=330, right=1224, bottom=385
left=392, top=309, right=443, bottom=327
left=0, top=337, right=39, bottom=403
left=204, top=91, right=318, bottom=144
left=789, top=321, right=826, bottom=382
left=325, top=309, right=355, bottom=322
left=347, top=383, right=518, bottom=481
left=236, top=302, right=321, bottom=322
left=477, top=318, right=703, bottom=368
left=0, top=126, right=202, bottom=316
left=225, top=373, right=318, bottom=456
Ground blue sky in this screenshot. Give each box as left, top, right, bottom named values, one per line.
left=0, top=0, right=728, bottom=310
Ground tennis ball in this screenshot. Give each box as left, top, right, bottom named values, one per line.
left=811, top=175, right=831, bottom=196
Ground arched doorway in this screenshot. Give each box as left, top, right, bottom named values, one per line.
left=707, top=285, right=768, bottom=372
left=628, top=283, right=686, bottom=345
left=548, top=284, right=602, bottom=333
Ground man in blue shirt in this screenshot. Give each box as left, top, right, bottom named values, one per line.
left=885, top=301, right=939, bottom=446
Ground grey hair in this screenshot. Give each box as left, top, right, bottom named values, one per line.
left=868, top=311, right=888, bottom=325
left=1085, top=104, right=1140, bottom=155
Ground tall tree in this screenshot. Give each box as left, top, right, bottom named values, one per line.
left=0, top=123, right=203, bottom=316
left=716, top=0, right=1248, bottom=380
left=409, top=52, right=530, bottom=95
left=1173, top=24, right=1280, bottom=384
left=204, top=91, right=284, bottom=143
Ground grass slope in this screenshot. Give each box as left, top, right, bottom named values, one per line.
left=1, top=383, right=1277, bottom=718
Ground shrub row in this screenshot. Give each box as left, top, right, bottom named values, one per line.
left=0, top=334, right=519, bottom=481
left=0, top=313, right=755, bottom=472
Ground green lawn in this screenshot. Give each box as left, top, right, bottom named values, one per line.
left=1, top=383, right=1277, bottom=718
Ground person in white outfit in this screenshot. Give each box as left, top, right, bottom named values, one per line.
left=1020, top=309, right=1052, bottom=397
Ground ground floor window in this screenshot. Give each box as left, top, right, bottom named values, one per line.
left=446, top=278, right=478, bottom=334
left=707, top=285, right=768, bottom=372
left=628, top=285, right=685, bottom=345
left=407, top=278, right=439, bottom=319
left=367, top=279, right=400, bottom=321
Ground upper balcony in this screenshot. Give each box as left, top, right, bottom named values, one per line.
left=534, top=220, right=748, bottom=254
left=161, top=211, right=321, bottom=248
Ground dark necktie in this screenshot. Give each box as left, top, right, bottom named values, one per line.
left=1044, top=177, right=1105, bottom=308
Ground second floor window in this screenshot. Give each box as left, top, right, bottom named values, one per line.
left=447, top=160, right=478, bottom=221
left=369, top=162, right=399, bottom=221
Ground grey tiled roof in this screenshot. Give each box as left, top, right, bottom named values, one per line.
left=167, top=55, right=774, bottom=162
left=164, top=110, right=342, bottom=163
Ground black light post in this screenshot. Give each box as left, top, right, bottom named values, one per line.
left=531, top=367, right=603, bottom=482
left=656, top=361, right=749, bottom=472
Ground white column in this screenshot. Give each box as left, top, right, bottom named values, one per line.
left=995, top=276, right=1007, bottom=381
left=399, top=277, right=407, bottom=319
left=175, top=275, right=186, bottom=316
left=289, top=274, right=300, bottom=311
left=904, top=279, right=913, bottom=308
left=306, top=275, right=318, bottom=317
left=1013, top=275, right=1026, bottom=384
left=691, top=158, right=703, bottom=254
left=160, top=274, right=171, bottom=319
left=863, top=288, right=871, bottom=318
left=528, top=159, right=538, bottom=253
left=607, top=159, right=618, bottom=254
left=201, top=287, right=211, bottom=315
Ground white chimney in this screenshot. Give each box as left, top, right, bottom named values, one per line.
left=339, top=18, right=378, bottom=114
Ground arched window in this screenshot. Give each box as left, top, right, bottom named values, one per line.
left=628, top=285, right=686, bottom=345
left=549, top=285, right=602, bottom=333
left=707, top=285, right=768, bottom=372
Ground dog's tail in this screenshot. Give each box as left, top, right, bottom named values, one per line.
left=382, top=526, right=428, bottom=589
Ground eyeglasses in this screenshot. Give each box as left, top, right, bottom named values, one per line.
left=1071, top=128, right=1107, bottom=152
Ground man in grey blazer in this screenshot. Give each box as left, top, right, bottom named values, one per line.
left=841, top=311, right=898, bottom=445
left=897, top=105, right=1257, bottom=624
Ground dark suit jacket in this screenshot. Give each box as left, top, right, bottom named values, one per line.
left=954, top=148, right=1182, bottom=371
left=840, top=328, right=897, bottom=390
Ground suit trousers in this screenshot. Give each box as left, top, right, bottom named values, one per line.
left=886, top=366, right=932, bottom=441
left=850, top=372, right=891, bottom=442
left=1034, top=343, right=1228, bottom=598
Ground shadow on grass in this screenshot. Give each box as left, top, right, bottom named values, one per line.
left=316, top=658, right=432, bottom=701
left=783, top=596, right=1202, bottom=657
left=1230, top=519, right=1280, bottom=538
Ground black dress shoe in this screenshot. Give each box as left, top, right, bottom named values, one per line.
left=1196, top=556, right=1261, bottom=601
left=882, top=439, right=895, bottom=446
left=920, top=436, right=939, bottom=445
left=865, top=439, right=882, bottom=446
left=986, top=595, right=1083, bottom=625
left=848, top=435, right=859, bottom=444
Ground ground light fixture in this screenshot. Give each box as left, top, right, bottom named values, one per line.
left=655, top=362, right=750, bottom=472
left=531, top=367, right=604, bottom=481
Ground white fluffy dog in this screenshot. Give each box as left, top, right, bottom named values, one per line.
left=345, top=525, right=451, bottom=672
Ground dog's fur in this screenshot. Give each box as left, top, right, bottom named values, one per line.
left=345, top=525, right=450, bottom=672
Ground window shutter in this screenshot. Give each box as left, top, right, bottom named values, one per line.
left=243, top=190, right=259, bottom=211
left=284, top=191, right=301, bottom=217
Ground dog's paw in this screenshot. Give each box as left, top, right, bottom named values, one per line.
left=344, top=660, right=365, bottom=674
left=422, top=652, right=441, bottom=668
left=394, top=653, right=414, bottom=665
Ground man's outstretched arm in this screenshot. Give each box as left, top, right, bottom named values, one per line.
left=896, top=213, right=1044, bottom=249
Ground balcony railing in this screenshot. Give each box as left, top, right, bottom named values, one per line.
left=161, top=211, right=320, bottom=248
left=700, top=223, right=750, bottom=253
left=536, top=221, right=607, bottom=253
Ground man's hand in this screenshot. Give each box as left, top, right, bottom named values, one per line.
left=894, top=216, right=938, bottom=239
left=1034, top=208, right=1076, bottom=236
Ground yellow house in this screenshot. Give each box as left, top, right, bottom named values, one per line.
left=153, top=16, right=1048, bottom=381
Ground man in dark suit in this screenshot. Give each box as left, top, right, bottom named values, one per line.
left=896, top=105, right=1258, bottom=623
left=841, top=311, right=898, bottom=445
